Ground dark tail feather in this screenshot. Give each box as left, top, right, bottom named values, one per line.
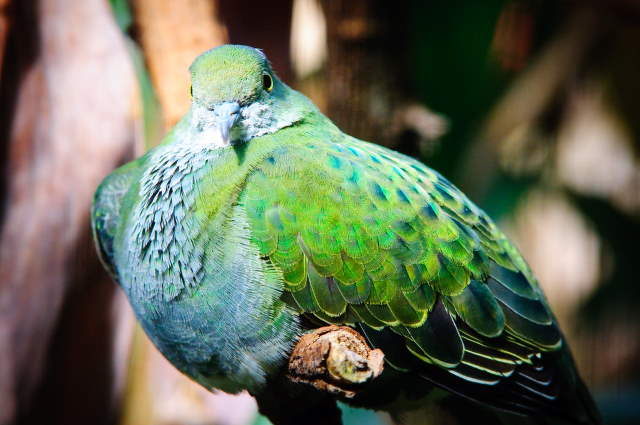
left=550, top=348, right=602, bottom=425
left=573, top=376, right=602, bottom=425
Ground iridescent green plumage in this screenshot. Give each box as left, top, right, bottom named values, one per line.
left=239, top=124, right=562, bottom=373
left=92, top=45, right=600, bottom=424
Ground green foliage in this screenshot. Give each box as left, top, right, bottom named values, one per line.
left=571, top=193, right=640, bottom=324
left=108, top=0, right=163, bottom=150
left=407, top=0, right=511, bottom=180
left=109, top=0, right=133, bottom=33
left=127, top=41, right=164, bottom=149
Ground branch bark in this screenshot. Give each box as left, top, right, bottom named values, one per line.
left=255, top=326, right=384, bottom=425
left=288, top=325, right=384, bottom=398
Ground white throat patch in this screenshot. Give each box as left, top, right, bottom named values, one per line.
left=188, top=97, right=301, bottom=148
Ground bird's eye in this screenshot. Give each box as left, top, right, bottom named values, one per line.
left=262, top=73, right=273, bottom=92
left=189, top=85, right=193, bottom=98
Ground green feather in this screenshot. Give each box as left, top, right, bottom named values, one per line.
left=388, top=289, right=428, bottom=326
left=402, top=301, right=463, bottom=368
left=336, top=274, right=372, bottom=304
left=307, top=260, right=347, bottom=317
left=487, top=277, right=552, bottom=325
left=291, top=283, right=319, bottom=313
left=402, top=285, right=436, bottom=312
left=366, top=303, right=400, bottom=326
left=449, top=279, right=505, bottom=338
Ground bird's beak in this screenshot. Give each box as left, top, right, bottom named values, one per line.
left=213, top=101, right=241, bottom=145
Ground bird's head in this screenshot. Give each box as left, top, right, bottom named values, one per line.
left=187, top=45, right=303, bottom=148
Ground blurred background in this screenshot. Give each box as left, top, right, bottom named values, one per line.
left=1, top=0, right=639, bottom=424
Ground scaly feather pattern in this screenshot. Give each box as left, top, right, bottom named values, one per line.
left=239, top=127, right=593, bottom=420
left=241, top=131, right=559, bottom=353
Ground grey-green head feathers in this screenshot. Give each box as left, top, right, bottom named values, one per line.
left=190, top=45, right=272, bottom=107
left=187, top=45, right=311, bottom=147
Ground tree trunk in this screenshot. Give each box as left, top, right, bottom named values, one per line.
left=0, top=0, right=137, bottom=423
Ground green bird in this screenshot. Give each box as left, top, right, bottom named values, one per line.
left=92, top=45, right=600, bottom=424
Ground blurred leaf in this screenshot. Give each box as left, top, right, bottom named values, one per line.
left=604, top=27, right=640, bottom=156
left=407, top=0, right=512, bottom=180
left=338, top=402, right=388, bottom=425
left=108, top=0, right=164, bottom=150
left=126, top=40, right=164, bottom=149
left=109, top=0, right=133, bottom=33
left=250, top=413, right=274, bottom=425
left=568, top=192, right=640, bottom=323
left=482, top=173, right=538, bottom=220
left=595, top=386, right=640, bottom=425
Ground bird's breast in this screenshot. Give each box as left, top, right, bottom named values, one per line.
left=124, top=144, right=214, bottom=301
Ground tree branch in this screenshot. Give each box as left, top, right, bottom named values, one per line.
left=288, top=325, right=384, bottom=398
left=254, top=326, right=384, bottom=425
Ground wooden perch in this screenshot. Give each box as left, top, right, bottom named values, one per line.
left=255, top=326, right=384, bottom=425
left=288, top=325, right=384, bottom=398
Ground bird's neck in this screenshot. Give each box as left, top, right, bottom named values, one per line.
left=127, top=99, right=328, bottom=301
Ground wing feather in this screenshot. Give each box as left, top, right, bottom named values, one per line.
left=241, top=136, right=569, bottom=415
left=91, top=161, right=142, bottom=279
